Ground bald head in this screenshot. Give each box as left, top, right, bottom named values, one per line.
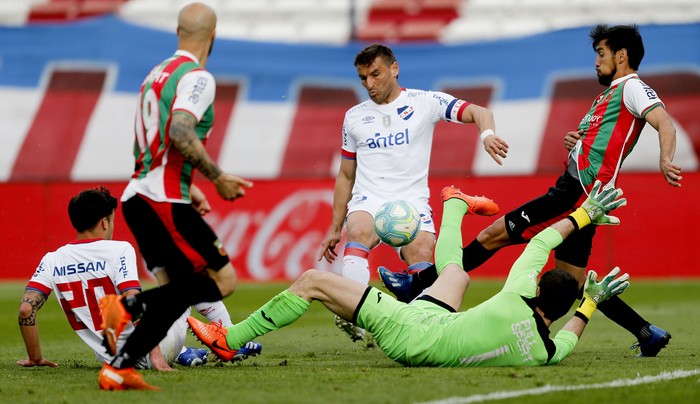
left=177, top=2, right=217, bottom=42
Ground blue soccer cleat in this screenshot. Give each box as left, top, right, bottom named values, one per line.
left=232, top=341, right=262, bottom=362
left=630, top=324, right=672, bottom=357
left=176, top=346, right=209, bottom=367
left=378, top=266, right=419, bottom=303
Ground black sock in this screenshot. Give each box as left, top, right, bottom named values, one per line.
left=597, top=295, right=650, bottom=340
left=413, top=265, right=439, bottom=293
left=462, top=239, right=498, bottom=271
left=413, top=240, right=496, bottom=292
left=122, top=295, right=147, bottom=321
left=113, top=273, right=224, bottom=368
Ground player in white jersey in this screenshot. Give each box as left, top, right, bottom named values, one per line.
left=318, top=43, right=509, bottom=340
left=17, top=187, right=194, bottom=375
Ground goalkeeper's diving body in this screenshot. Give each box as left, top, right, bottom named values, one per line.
left=189, top=181, right=629, bottom=367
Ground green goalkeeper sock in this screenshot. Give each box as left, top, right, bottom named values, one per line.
left=226, top=290, right=310, bottom=348
left=435, top=198, right=468, bottom=275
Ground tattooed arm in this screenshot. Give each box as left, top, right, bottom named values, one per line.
left=17, top=289, right=57, bottom=367
left=169, top=111, right=253, bottom=201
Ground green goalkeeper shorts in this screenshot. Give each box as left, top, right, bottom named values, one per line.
left=354, top=287, right=454, bottom=365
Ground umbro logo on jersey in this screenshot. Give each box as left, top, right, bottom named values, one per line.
left=397, top=105, right=414, bottom=120
left=362, top=116, right=375, bottom=124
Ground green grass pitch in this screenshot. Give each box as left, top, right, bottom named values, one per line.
left=1, top=280, right=699, bottom=403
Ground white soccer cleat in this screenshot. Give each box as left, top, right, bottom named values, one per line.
left=334, top=315, right=366, bottom=342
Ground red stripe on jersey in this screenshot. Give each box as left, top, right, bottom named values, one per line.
left=144, top=197, right=208, bottom=271
left=117, top=280, right=141, bottom=293
left=596, top=102, right=639, bottom=183
left=431, top=86, right=493, bottom=176
left=640, top=102, right=663, bottom=118
left=133, top=81, right=150, bottom=177
left=11, top=70, right=106, bottom=181
left=134, top=56, right=195, bottom=199
left=341, top=149, right=356, bottom=160
left=282, top=86, right=359, bottom=178
left=26, top=281, right=52, bottom=297
left=577, top=90, right=613, bottom=175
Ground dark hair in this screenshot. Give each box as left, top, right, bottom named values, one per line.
left=535, top=269, right=579, bottom=321
left=68, top=186, right=118, bottom=232
left=354, top=43, right=396, bottom=67
left=590, top=24, right=645, bottom=70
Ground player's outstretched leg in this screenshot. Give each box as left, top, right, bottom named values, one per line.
left=379, top=186, right=498, bottom=303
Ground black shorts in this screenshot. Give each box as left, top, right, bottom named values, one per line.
left=503, top=171, right=596, bottom=268
left=122, top=194, right=230, bottom=279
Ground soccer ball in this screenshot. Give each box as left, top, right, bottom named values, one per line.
left=373, top=200, right=421, bottom=247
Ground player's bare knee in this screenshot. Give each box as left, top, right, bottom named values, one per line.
left=18, top=302, right=33, bottom=320
left=478, top=217, right=511, bottom=249
left=289, top=269, right=322, bottom=299
left=345, top=227, right=373, bottom=246
left=210, top=263, right=237, bottom=297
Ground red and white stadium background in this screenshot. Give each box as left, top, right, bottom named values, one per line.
left=1, top=19, right=699, bottom=281
left=1, top=174, right=698, bottom=281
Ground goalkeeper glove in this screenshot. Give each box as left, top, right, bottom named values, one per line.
left=575, top=267, right=630, bottom=323
left=568, top=180, right=627, bottom=230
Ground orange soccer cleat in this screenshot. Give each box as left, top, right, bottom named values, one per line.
left=98, top=294, right=131, bottom=356
left=187, top=317, right=237, bottom=362
left=441, top=186, right=499, bottom=216
left=98, top=363, right=159, bottom=391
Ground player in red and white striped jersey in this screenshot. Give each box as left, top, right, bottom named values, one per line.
left=381, top=25, right=679, bottom=357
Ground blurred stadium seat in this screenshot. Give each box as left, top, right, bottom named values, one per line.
left=1, top=0, right=698, bottom=43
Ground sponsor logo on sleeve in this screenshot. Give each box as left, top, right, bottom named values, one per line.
left=189, top=76, right=208, bottom=104
left=640, top=82, right=658, bottom=100
left=32, top=262, right=45, bottom=278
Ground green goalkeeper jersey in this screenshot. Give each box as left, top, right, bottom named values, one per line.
left=358, top=228, right=579, bottom=367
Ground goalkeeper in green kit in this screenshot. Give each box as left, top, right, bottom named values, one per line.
left=189, top=180, right=629, bottom=367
